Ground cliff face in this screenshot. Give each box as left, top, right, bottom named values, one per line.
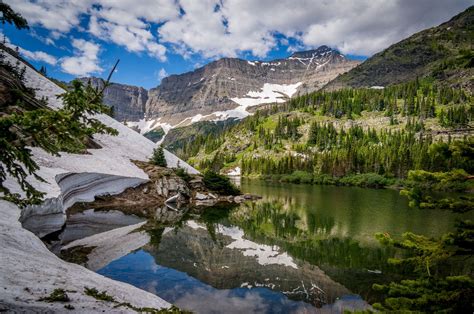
left=86, top=46, right=359, bottom=132
left=79, top=77, right=148, bottom=122
left=145, top=46, right=359, bottom=125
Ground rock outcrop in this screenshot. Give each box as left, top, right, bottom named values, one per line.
left=85, top=46, right=359, bottom=134
left=78, top=77, right=148, bottom=121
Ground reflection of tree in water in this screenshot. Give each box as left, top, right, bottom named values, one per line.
left=229, top=200, right=403, bottom=303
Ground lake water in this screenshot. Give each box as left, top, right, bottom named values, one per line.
left=59, top=180, right=473, bottom=313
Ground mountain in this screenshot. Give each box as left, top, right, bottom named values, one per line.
left=325, top=6, right=474, bottom=91
left=86, top=46, right=359, bottom=138
left=78, top=77, right=148, bottom=122
left=145, top=46, right=359, bottom=126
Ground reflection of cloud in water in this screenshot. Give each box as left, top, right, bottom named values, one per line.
left=173, top=285, right=316, bottom=314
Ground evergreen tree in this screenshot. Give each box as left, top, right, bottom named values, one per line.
left=0, top=2, right=29, bottom=29
left=39, top=65, right=47, bottom=76
left=150, top=146, right=167, bottom=167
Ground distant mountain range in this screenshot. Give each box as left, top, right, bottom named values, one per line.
left=83, top=45, right=360, bottom=139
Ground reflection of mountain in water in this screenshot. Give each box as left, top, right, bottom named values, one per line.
left=144, top=220, right=355, bottom=308
left=229, top=201, right=399, bottom=302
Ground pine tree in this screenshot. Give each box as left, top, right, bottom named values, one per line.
left=150, top=146, right=167, bottom=167
left=39, top=65, right=47, bottom=76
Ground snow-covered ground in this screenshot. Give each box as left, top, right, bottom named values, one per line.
left=0, top=201, right=170, bottom=312
left=0, top=50, right=199, bottom=311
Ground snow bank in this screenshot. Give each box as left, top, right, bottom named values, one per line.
left=1, top=50, right=198, bottom=235
left=0, top=201, right=170, bottom=312
left=0, top=49, right=197, bottom=310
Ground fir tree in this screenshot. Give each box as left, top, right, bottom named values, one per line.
left=0, top=2, right=29, bottom=30
left=150, top=146, right=167, bottom=167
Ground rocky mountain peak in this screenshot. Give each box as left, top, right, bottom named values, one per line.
left=289, top=45, right=340, bottom=59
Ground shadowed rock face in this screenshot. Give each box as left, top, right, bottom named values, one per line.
left=78, top=77, right=148, bottom=121
left=145, top=46, right=359, bottom=124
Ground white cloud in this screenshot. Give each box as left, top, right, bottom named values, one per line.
left=2, top=32, right=58, bottom=65
left=6, top=0, right=473, bottom=59
left=19, top=48, right=58, bottom=65
left=156, top=68, right=168, bottom=81
left=60, top=39, right=102, bottom=76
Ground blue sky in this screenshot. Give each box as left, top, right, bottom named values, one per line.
left=3, top=1, right=471, bottom=89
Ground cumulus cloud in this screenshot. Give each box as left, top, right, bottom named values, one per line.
left=6, top=0, right=473, bottom=59
left=2, top=32, right=58, bottom=65
left=19, top=48, right=58, bottom=65
left=155, top=68, right=168, bottom=81
left=60, top=39, right=102, bottom=76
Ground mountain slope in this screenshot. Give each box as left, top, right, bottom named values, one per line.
left=325, top=6, right=474, bottom=91
left=145, top=46, right=359, bottom=127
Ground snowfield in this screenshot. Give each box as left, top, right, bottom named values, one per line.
left=0, top=50, right=200, bottom=311
left=128, top=82, right=302, bottom=137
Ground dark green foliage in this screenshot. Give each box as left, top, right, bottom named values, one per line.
left=190, top=78, right=472, bottom=182
left=163, top=120, right=238, bottom=159
left=203, top=171, right=240, bottom=195
left=373, top=221, right=474, bottom=312
left=144, top=127, right=165, bottom=143
left=438, top=105, right=473, bottom=127
left=150, top=146, right=167, bottom=167
left=400, top=169, right=473, bottom=211
left=39, top=289, right=70, bottom=302
left=339, top=173, right=394, bottom=188
left=84, top=287, right=115, bottom=302
left=174, top=167, right=191, bottom=182
left=0, top=2, right=29, bottom=29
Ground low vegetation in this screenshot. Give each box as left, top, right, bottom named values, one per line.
left=39, top=288, right=70, bottom=303
left=203, top=170, right=240, bottom=195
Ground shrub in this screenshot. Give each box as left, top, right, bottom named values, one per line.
left=175, top=167, right=191, bottom=182
left=339, top=173, right=392, bottom=188
left=203, top=171, right=240, bottom=195
left=281, top=171, right=313, bottom=184
left=39, top=289, right=70, bottom=302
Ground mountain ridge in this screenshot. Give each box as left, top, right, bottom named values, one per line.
left=83, top=46, right=360, bottom=137
left=324, top=5, right=474, bottom=91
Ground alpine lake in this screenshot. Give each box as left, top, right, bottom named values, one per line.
left=50, top=180, right=473, bottom=313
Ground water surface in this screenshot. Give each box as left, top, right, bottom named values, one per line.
left=65, top=181, right=472, bottom=313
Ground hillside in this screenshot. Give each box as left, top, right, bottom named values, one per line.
left=184, top=79, right=473, bottom=184
left=325, top=6, right=474, bottom=91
